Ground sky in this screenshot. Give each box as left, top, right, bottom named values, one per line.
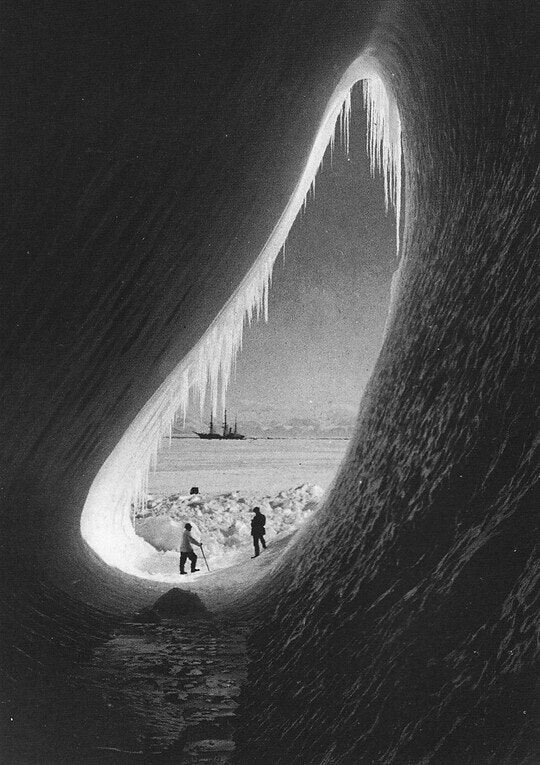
left=179, top=85, right=397, bottom=438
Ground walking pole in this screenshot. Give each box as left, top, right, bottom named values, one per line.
left=200, top=544, right=210, bottom=572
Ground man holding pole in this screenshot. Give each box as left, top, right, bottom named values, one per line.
left=179, top=523, right=202, bottom=574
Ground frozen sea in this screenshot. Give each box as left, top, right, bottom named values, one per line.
left=149, top=437, right=350, bottom=496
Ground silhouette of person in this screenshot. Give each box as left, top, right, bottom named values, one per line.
left=250, top=506, right=266, bottom=558
left=179, top=523, right=202, bottom=574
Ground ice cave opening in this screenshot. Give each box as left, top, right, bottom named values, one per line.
left=80, top=52, right=404, bottom=585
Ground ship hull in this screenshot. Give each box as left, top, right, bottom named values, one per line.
left=195, top=433, right=246, bottom=439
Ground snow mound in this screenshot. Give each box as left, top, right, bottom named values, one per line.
left=133, top=484, right=323, bottom=571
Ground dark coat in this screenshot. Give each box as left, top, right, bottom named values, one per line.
left=251, top=513, right=266, bottom=537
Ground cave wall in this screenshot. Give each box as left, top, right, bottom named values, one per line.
left=0, top=0, right=381, bottom=625
left=234, top=1, right=539, bottom=762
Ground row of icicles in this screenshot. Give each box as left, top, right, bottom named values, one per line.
left=80, top=63, right=403, bottom=573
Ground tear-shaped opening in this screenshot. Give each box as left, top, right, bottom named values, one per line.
left=80, top=53, right=404, bottom=585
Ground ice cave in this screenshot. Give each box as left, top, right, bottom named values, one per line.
left=1, top=1, right=537, bottom=762
left=80, top=59, right=400, bottom=584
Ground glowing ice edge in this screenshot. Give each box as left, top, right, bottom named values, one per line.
left=81, top=53, right=404, bottom=579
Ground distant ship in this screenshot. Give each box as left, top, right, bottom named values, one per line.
left=195, top=410, right=245, bottom=440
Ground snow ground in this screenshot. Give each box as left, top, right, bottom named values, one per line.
left=132, top=484, right=323, bottom=581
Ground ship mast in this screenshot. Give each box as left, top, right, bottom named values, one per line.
left=209, top=411, right=214, bottom=435
left=223, top=409, right=227, bottom=437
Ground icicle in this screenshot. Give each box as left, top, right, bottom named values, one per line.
left=362, top=77, right=402, bottom=252
left=263, top=276, right=269, bottom=322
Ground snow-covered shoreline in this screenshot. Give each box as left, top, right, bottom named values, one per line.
left=133, top=484, right=323, bottom=573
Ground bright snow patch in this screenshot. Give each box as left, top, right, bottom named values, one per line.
left=133, top=484, right=323, bottom=576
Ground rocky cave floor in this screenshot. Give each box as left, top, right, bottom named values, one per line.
left=5, top=544, right=291, bottom=763
left=86, top=616, right=250, bottom=763
left=4, top=615, right=251, bottom=764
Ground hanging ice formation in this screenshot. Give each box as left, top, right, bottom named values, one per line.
left=81, top=53, right=403, bottom=577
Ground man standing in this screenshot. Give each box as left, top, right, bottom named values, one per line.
left=250, top=506, right=266, bottom=558
left=180, top=523, right=202, bottom=574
